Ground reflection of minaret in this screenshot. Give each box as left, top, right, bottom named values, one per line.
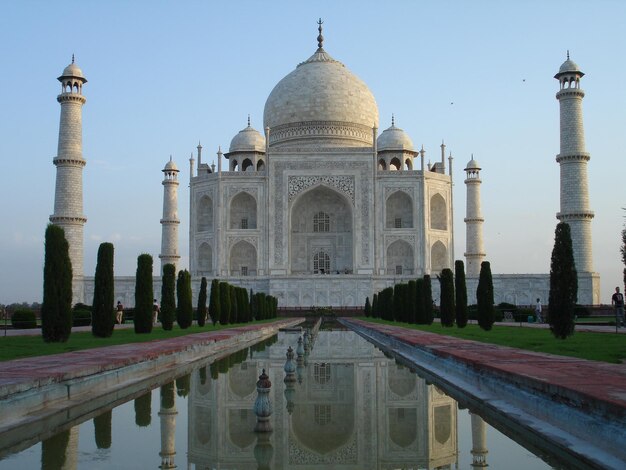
left=159, top=382, right=178, bottom=469
left=159, top=157, right=181, bottom=274
left=50, top=57, right=87, bottom=283
left=464, top=156, right=485, bottom=277
left=470, top=412, right=488, bottom=468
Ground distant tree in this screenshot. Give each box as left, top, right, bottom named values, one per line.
left=197, top=277, right=208, bottom=327
left=209, top=279, right=220, bottom=325
left=439, top=268, right=455, bottom=327
left=176, top=270, right=193, bottom=329
left=160, top=264, right=176, bottom=330
left=134, top=254, right=153, bottom=334
left=455, top=260, right=469, bottom=328
left=423, top=275, right=434, bottom=325
left=219, top=282, right=231, bottom=325
left=415, top=278, right=427, bottom=324
left=94, top=410, right=112, bottom=449
left=92, top=242, right=115, bottom=338
left=476, top=261, right=495, bottom=331
left=364, top=296, right=371, bottom=317
left=407, top=280, right=417, bottom=323
left=42, top=224, right=73, bottom=343
left=549, top=223, right=578, bottom=339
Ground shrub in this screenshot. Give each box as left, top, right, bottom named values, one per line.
left=92, top=242, right=115, bottom=338
left=176, top=270, right=193, bottom=329
left=197, top=277, right=208, bottom=327
left=11, top=308, right=37, bottom=329
left=72, top=309, right=92, bottom=326
left=134, top=254, right=154, bottom=334
left=42, top=224, right=73, bottom=342
left=161, top=264, right=176, bottom=330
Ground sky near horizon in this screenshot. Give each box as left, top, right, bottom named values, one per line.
left=1, top=0, right=624, bottom=305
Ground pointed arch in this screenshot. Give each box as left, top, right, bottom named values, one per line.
left=230, top=192, right=257, bottom=229
left=386, top=191, right=413, bottom=228
left=197, top=196, right=213, bottom=232
left=378, top=158, right=387, bottom=171
left=431, top=240, right=448, bottom=274
left=198, top=242, right=212, bottom=273
left=241, top=158, right=253, bottom=172
left=430, top=193, right=447, bottom=230
left=386, top=240, right=413, bottom=275
left=229, top=240, right=257, bottom=276
left=256, top=159, right=265, bottom=171
left=389, top=157, right=402, bottom=171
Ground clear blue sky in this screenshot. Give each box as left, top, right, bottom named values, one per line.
left=1, top=0, right=624, bottom=304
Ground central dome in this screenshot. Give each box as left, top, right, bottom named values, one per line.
left=263, top=46, right=379, bottom=148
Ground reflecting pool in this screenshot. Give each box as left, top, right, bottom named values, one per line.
left=0, top=325, right=560, bottom=469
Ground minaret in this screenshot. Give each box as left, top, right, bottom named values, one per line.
left=464, top=155, right=485, bottom=277
left=470, top=413, right=488, bottom=468
left=50, top=56, right=87, bottom=280
left=554, top=53, right=594, bottom=274
left=159, top=156, right=181, bottom=273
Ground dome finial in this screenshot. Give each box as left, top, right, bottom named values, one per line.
left=567, top=50, right=570, bottom=60
left=317, top=18, right=324, bottom=50
left=391, top=113, right=395, bottom=127
left=247, top=114, right=251, bottom=127
left=71, top=53, right=75, bottom=64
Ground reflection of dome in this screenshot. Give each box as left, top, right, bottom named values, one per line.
left=228, top=121, right=266, bottom=153
left=263, top=42, right=379, bottom=147
left=377, top=120, right=414, bottom=152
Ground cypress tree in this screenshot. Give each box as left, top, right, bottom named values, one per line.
left=372, top=293, right=379, bottom=318
left=161, top=263, right=176, bottom=330
left=423, top=275, right=434, bottom=325
left=230, top=285, right=238, bottom=323
left=455, top=260, right=469, bottom=328
left=219, top=281, right=231, bottom=325
left=476, top=261, right=495, bottom=331
left=407, top=280, right=417, bottom=323
left=176, top=270, right=193, bottom=328
left=209, top=279, right=220, bottom=325
left=393, top=283, right=403, bottom=322
left=134, top=254, right=153, bottom=334
left=91, top=242, right=115, bottom=338
left=415, top=278, right=426, bottom=324
left=549, top=222, right=578, bottom=339
left=364, top=296, right=371, bottom=317
left=380, top=287, right=394, bottom=321
left=250, top=289, right=257, bottom=320
left=241, top=288, right=250, bottom=322
left=42, top=224, right=73, bottom=342
left=438, top=268, right=455, bottom=327
left=197, top=277, right=208, bottom=327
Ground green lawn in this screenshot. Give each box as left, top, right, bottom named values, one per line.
left=0, top=320, right=277, bottom=362
left=360, top=318, right=626, bottom=364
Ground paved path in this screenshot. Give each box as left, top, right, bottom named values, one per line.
left=344, top=318, right=626, bottom=417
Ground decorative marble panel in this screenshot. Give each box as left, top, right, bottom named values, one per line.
left=288, top=175, right=355, bottom=203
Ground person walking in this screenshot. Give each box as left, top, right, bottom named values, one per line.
left=611, top=287, right=624, bottom=328
left=535, top=298, right=543, bottom=323
left=116, top=301, right=124, bottom=324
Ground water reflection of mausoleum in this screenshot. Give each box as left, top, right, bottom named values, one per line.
left=188, top=331, right=458, bottom=469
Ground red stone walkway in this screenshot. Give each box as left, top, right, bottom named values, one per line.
left=0, top=319, right=299, bottom=398
left=344, top=318, right=626, bottom=418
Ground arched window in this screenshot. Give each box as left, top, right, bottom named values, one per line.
left=257, top=159, right=265, bottom=171
left=314, top=363, right=331, bottom=384
left=313, top=211, right=330, bottom=233
left=198, top=243, right=212, bottom=273
left=197, top=196, right=213, bottom=232
left=313, top=251, right=330, bottom=274
left=241, top=158, right=253, bottom=171
left=430, top=194, right=447, bottom=230
left=390, top=157, right=402, bottom=171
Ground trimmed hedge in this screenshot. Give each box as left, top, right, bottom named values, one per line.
left=73, top=309, right=92, bottom=327
left=11, top=308, right=37, bottom=329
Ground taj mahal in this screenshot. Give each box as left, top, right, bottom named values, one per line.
left=50, top=22, right=600, bottom=308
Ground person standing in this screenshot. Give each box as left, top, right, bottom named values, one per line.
left=535, top=298, right=543, bottom=323
left=116, top=301, right=124, bottom=324
left=153, top=299, right=160, bottom=325
left=611, top=287, right=624, bottom=328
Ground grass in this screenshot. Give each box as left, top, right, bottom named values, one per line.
left=0, top=320, right=277, bottom=362
left=359, top=318, right=626, bottom=364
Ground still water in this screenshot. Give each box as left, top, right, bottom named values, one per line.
left=1, top=325, right=557, bottom=469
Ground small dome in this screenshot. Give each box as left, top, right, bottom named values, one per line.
left=228, top=123, right=266, bottom=153
left=59, top=60, right=86, bottom=82
left=164, top=158, right=178, bottom=171
left=554, top=55, right=584, bottom=79
left=377, top=121, right=414, bottom=152
left=465, top=157, right=480, bottom=170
